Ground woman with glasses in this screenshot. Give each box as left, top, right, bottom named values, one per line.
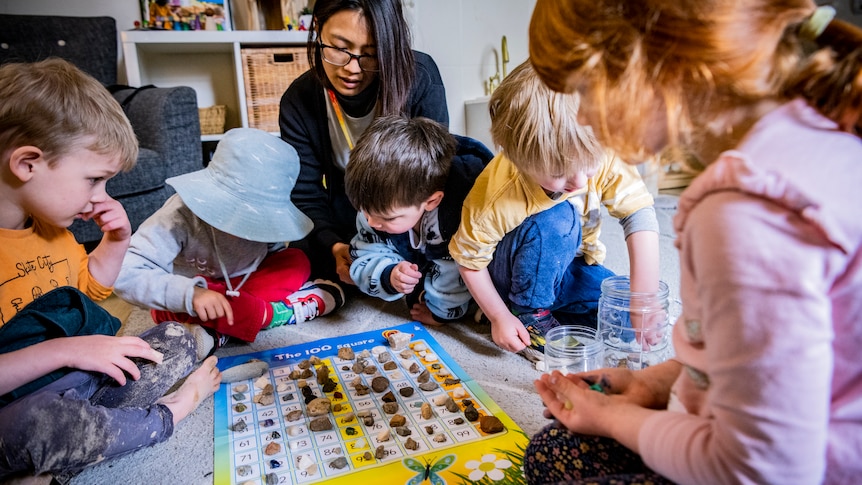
left=279, top=0, right=448, bottom=288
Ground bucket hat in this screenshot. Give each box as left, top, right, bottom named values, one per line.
left=167, top=128, right=313, bottom=243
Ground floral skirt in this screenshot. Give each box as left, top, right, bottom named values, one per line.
left=524, top=422, right=676, bottom=485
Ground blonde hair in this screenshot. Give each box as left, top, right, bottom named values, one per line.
left=0, top=58, right=137, bottom=169
left=529, top=0, right=862, bottom=159
left=489, top=60, right=604, bottom=177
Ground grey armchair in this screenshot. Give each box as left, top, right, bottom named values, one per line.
left=0, top=14, right=203, bottom=249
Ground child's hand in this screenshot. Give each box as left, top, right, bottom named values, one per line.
left=489, top=313, right=531, bottom=353
left=534, top=370, right=615, bottom=436
left=391, top=262, right=421, bottom=295
left=66, top=335, right=164, bottom=386
left=192, top=286, right=234, bottom=325
left=82, top=196, right=132, bottom=243
left=332, top=243, right=355, bottom=285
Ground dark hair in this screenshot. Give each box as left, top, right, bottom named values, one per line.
left=307, top=0, right=415, bottom=116
left=345, top=115, right=456, bottom=213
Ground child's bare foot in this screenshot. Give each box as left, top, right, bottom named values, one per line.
left=158, top=355, right=221, bottom=425
left=410, top=302, right=445, bottom=327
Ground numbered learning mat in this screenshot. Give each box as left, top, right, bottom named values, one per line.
left=213, top=322, right=529, bottom=484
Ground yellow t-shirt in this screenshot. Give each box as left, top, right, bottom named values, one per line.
left=449, top=152, right=654, bottom=270
left=0, top=220, right=112, bottom=326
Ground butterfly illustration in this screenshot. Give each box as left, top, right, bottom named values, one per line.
left=403, top=454, right=456, bottom=485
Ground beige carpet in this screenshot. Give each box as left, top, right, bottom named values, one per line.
left=72, top=195, right=681, bottom=485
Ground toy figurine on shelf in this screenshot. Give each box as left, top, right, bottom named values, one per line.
left=149, top=0, right=173, bottom=29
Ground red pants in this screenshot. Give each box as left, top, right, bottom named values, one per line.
left=168, top=248, right=310, bottom=342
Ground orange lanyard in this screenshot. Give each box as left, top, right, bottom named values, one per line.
left=327, top=89, right=354, bottom=150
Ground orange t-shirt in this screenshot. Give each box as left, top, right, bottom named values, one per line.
left=0, top=220, right=111, bottom=326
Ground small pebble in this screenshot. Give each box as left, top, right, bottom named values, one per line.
left=394, top=426, right=412, bottom=436
left=264, top=441, right=281, bottom=456
left=389, top=414, right=406, bottom=427
left=404, top=437, right=419, bottom=450
left=330, top=457, right=348, bottom=469
left=432, top=433, right=448, bottom=443
left=377, top=429, right=391, bottom=442
left=413, top=343, right=427, bottom=351
left=424, top=353, right=438, bottom=362
left=399, top=387, right=415, bottom=398
left=452, top=388, right=467, bottom=399
left=375, top=445, right=386, bottom=459
left=337, top=347, right=355, bottom=360
left=363, top=451, right=374, bottom=461
left=233, top=384, right=249, bottom=393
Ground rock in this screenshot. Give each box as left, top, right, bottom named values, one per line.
left=264, top=472, right=278, bottom=485
left=298, top=359, right=311, bottom=370
left=453, top=417, right=465, bottom=425
left=377, top=351, right=392, bottom=363
left=377, top=429, right=391, bottom=442
left=404, top=438, right=419, bottom=450
left=399, top=349, right=413, bottom=359
left=333, top=403, right=342, bottom=412
left=237, top=465, right=252, bottom=476
left=309, top=416, right=332, bottom=431
left=230, top=419, right=247, bottom=432
left=417, top=369, right=430, bottom=383
left=306, top=397, right=332, bottom=416
left=364, top=364, right=378, bottom=375
left=424, top=425, right=434, bottom=435
left=300, top=368, right=314, bottom=379
left=382, top=402, right=399, bottom=414
left=453, top=388, right=467, bottom=399
left=424, top=353, right=438, bottom=362
left=408, top=362, right=421, bottom=374
left=371, top=376, right=390, bottom=393
left=285, top=409, right=303, bottom=422
left=375, top=445, right=386, bottom=459
left=419, top=380, right=438, bottom=391
left=345, top=426, right=357, bottom=436
left=309, top=355, right=321, bottom=365
left=381, top=391, right=396, bottom=403
left=433, top=395, right=448, bottom=406
left=233, top=383, right=249, bottom=393
left=254, top=392, right=275, bottom=406
left=479, top=415, right=505, bottom=434
left=337, top=347, right=355, bottom=360
left=362, top=414, right=374, bottom=426
left=352, top=361, right=366, bottom=373
left=444, top=397, right=459, bottom=413
left=464, top=405, right=479, bottom=422
left=264, top=441, right=281, bottom=455
left=433, top=433, right=448, bottom=443
left=383, top=361, right=398, bottom=371
left=363, top=451, right=374, bottom=462
left=394, top=426, right=412, bottom=436
left=233, top=403, right=247, bottom=413
left=340, top=412, right=355, bottom=424
left=387, top=331, right=412, bottom=350
left=316, top=364, right=330, bottom=385
left=329, top=457, right=348, bottom=469
left=222, top=360, right=269, bottom=384
left=420, top=402, right=433, bottom=420
left=389, top=414, right=406, bottom=427
left=399, top=387, right=415, bottom=398
left=322, top=379, right=337, bottom=393
left=253, top=375, right=270, bottom=389
left=414, top=343, right=427, bottom=352
left=287, top=425, right=301, bottom=436
left=443, top=377, right=461, bottom=386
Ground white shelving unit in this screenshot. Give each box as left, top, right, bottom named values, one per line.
left=121, top=30, right=309, bottom=140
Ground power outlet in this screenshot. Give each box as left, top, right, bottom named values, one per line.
left=852, top=0, right=862, bottom=15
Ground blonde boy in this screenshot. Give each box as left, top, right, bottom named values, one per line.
left=449, top=61, right=660, bottom=361
left=0, top=59, right=220, bottom=480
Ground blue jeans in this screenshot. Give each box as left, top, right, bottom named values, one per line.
left=487, top=202, right=615, bottom=328
left=0, top=322, right=196, bottom=478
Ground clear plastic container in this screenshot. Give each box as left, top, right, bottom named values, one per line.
left=544, top=326, right=604, bottom=374
left=599, top=276, right=677, bottom=370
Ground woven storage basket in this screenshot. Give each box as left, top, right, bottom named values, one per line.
left=241, top=46, right=309, bottom=133
left=199, top=105, right=226, bottom=135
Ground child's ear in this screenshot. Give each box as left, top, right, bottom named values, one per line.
left=8, top=146, right=44, bottom=182
left=423, top=191, right=445, bottom=211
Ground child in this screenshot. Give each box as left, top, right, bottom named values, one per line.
left=0, top=58, right=221, bottom=481
left=114, top=128, right=345, bottom=355
left=345, top=116, right=492, bottom=326
left=449, top=61, right=660, bottom=361
left=527, top=1, right=862, bottom=483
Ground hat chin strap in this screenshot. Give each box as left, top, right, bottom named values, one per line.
left=211, top=227, right=263, bottom=298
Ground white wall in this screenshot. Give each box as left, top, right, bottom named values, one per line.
left=0, top=0, right=536, bottom=138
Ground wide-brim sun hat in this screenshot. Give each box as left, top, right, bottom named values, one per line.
left=167, top=128, right=313, bottom=243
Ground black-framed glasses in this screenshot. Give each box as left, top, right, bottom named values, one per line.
left=318, top=42, right=379, bottom=72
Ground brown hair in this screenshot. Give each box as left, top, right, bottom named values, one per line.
left=307, top=0, right=415, bottom=116
left=529, top=0, right=862, bottom=159
left=345, top=115, right=456, bottom=214
left=489, top=60, right=604, bottom=177
left=0, top=58, right=137, bottom=169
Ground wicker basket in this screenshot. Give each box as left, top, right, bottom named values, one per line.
left=241, top=46, right=309, bottom=133
left=199, top=105, right=226, bottom=135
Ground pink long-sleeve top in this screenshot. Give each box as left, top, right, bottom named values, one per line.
left=639, top=99, right=862, bottom=484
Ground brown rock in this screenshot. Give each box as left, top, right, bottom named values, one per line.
left=382, top=402, right=399, bottom=414
left=398, top=387, right=415, bottom=398
left=371, top=376, right=390, bottom=393
left=420, top=402, right=433, bottom=420
left=309, top=416, right=332, bottom=431
left=306, top=397, right=332, bottom=416
left=264, top=441, right=281, bottom=455
left=383, top=361, right=398, bottom=371
left=479, top=415, right=505, bottom=434
left=337, top=346, right=355, bottom=360
left=389, top=414, right=406, bottom=427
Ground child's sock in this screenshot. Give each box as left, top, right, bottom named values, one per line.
left=265, top=301, right=296, bottom=328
